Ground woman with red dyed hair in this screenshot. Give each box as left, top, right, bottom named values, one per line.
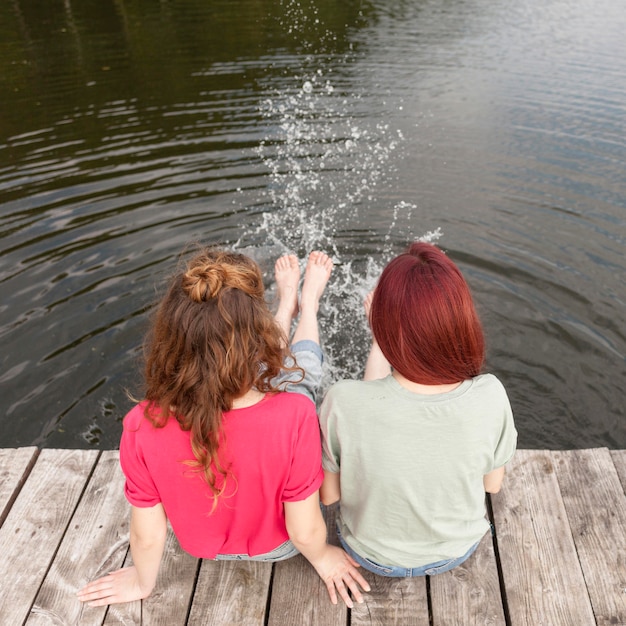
left=319, top=242, right=517, bottom=578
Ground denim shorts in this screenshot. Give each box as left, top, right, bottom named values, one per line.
left=336, top=523, right=479, bottom=578
left=214, top=539, right=299, bottom=562
left=273, top=339, right=323, bottom=404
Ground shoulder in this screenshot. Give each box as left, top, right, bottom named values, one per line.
left=264, top=393, right=321, bottom=442
left=264, top=391, right=317, bottom=423
left=122, top=402, right=149, bottom=429
left=472, top=373, right=509, bottom=397
left=121, top=401, right=166, bottom=441
left=321, top=378, right=386, bottom=414
left=269, top=391, right=315, bottom=410
left=325, top=378, right=385, bottom=399
left=470, top=374, right=514, bottom=418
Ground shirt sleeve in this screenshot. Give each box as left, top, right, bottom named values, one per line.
left=281, top=401, right=324, bottom=502
left=492, top=382, right=518, bottom=469
left=119, top=405, right=162, bottom=508
left=318, top=385, right=341, bottom=473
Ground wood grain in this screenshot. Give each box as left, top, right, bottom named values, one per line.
left=1, top=447, right=624, bottom=624
left=268, top=553, right=347, bottom=626
left=141, top=527, right=199, bottom=626
left=430, top=532, right=505, bottom=626
left=0, top=448, right=98, bottom=625
left=351, top=572, right=429, bottom=625
left=552, top=448, right=626, bottom=626
left=490, top=449, right=596, bottom=625
left=100, top=524, right=198, bottom=626
left=26, top=450, right=128, bottom=626
left=611, top=449, right=626, bottom=494
left=187, top=560, right=271, bottom=625
left=0, top=446, right=38, bottom=527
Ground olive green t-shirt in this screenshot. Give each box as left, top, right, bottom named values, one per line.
left=319, top=373, right=517, bottom=567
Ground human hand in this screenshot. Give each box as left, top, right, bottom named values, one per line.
left=77, top=565, right=153, bottom=607
left=311, top=545, right=371, bottom=608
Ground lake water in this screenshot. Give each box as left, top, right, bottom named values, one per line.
left=1, top=0, right=624, bottom=450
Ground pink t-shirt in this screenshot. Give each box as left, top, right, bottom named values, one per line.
left=120, top=392, right=324, bottom=558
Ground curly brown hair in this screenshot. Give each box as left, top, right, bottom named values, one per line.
left=142, top=247, right=302, bottom=508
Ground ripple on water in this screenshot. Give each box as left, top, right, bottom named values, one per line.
left=0, top=0, right=624, bottom=448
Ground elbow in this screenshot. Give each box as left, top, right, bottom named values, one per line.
left=320, top=491, right=339, bottom=506
left=286, top=523, right=319, bottom=548
left=483, top=467, right=505, bottom=494
left=131, top=536, right=164, bottom=552
left=131, top=525, right=167, bottom=550
left=285, top=512, right=325, bottom=548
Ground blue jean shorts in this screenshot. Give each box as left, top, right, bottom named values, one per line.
left=214, top=539, right=298, bottom=562
left=273, top=339, right=323, bottom=404
left=336, top=522, right=479, bottom=577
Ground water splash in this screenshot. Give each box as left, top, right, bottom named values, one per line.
left=235, top=0, right=442, bottom=384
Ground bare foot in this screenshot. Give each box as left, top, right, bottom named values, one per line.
left=300, top=251, right=333, bottom=313
left=274, top=254, right=301, bottom=336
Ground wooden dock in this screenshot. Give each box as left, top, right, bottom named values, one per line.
left=1, top=447, right=625, bottom=625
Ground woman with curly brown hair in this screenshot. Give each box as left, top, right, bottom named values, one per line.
left=78, top=247, right=369, bottom=608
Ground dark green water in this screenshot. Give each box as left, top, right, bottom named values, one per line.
left=1, top=0, right=625, bottom=449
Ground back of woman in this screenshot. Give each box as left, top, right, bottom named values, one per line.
left=121, top=249, right=323, bottom=557
left=123, top=391, right=321, bottom=558
left=79, top=247, right=370, bottom=608
left=319, top=242, right=517, bottom=577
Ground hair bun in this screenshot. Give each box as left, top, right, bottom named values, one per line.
left=182, top=258, right=263, bottom=302
left=183, top=265, right=227, bottom=302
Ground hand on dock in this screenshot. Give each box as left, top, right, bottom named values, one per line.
left=310, top=544, right=371, bottom=608
left=76, top=565, right=153, bottom=606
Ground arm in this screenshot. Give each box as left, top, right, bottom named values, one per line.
left=363, top=340, right=392, bottom=381
left=284, top=491, right=370, bottom=607
left=362, top=290, right=391, bottom=381
left=484, top=466, right=505, bottom=493
left=320, top=470, right=341, bottom=506
left=77, top=504, right=167, bottom=606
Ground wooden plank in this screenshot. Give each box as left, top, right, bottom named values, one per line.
left=268, top=553, right=347, bottom=626
left=141, top=526, right=199, bottom=626
left=350, top=573, right=429, bottom=625
left=186, top=506, right=349, bottom=626
left=26, top=450, right=128, bottom=626
left=611, top=450, right=626, bottom=494
left=490, top=449, right=596, bottom=625
left=323, top=502, right=341, bottom=547
left=430, top=531, right=505, bottom=626
left=266, top=503, right=353, bottom=625
left=0, top=446, right=38, bottom=527
left=187, top=560, right=271, bottom=625
left=552, top=449, right=626, bottom=626
left=1, top=447, right=624, bottom=624
left=101, top=547, right=141, bottom=626
left=0, top=448, right=99, bottom=625
left=335, top=500, right=430, bottom=625
left=102, top=524, right=198, bottom=626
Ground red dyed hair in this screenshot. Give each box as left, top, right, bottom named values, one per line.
left=370, top=242, right=485, bottom=384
